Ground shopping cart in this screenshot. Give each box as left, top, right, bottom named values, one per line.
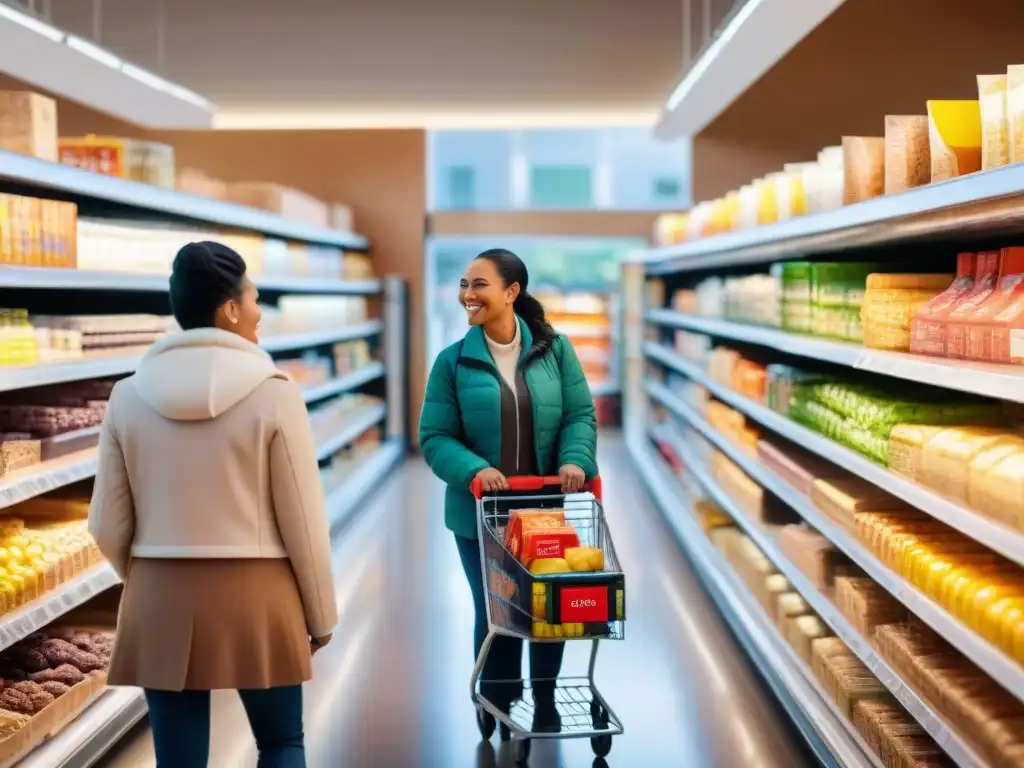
left=470, top=475, right=625, bottom=764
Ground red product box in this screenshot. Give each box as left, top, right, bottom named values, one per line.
left=520, top=526, right=580, bottom=565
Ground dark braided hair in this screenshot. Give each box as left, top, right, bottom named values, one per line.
left=169, top=241, right=247, bottom=330
left=475, top=248, right=556, bottom=350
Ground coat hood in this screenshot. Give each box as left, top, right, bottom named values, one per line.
left=132, top=329, right=287, bottom=421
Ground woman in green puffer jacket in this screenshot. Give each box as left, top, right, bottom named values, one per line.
left=419, top=248, right=598, bottom=739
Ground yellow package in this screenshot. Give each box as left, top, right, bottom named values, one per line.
left=971, top=450, right=1024, bottom=530
left=1008, top=65, right=1024, bottom=164
left=927, top=100, right=983, bottom=181
left=920, top=429, right=1020, bottom=503
left=978, top=74, right=1010, bottom=170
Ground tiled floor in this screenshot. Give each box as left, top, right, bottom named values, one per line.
left=99, top=434, right=815, bottom=767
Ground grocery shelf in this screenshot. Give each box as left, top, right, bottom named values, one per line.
left=0, top=349, right=148, bottom=394
left=630, top=435, right=878, bottom=768
left=15, top=687, right=147, bottom=768
left=644, top=341, right=1024, bottom=569
left=259, top=321, right=383, bottom=353
left=646, top=308, right=1024, bottom=403
left=0, top=335, right=384, bottom=393
left=315, top=403, right=387, bottom=462
left=301, top=362, right=385, bottom=403
left=645, top=377, right=1024, bottom=703
left=651, top=423, right=986, bottom=768
left=644, top=164, right=1024, bottom=274
left=0, top=266, right=382, bottom=296
left=0, top=149, right=368, bottom=249
left=325, top=439, right=404, bottom=531
left=0, top=450, right=98, bottom=511
left=0, top=564, right=119, bottom=653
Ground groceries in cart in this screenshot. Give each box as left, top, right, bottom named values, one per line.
left=504, top=508, right=606, bottom=574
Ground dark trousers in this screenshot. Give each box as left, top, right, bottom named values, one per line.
left=455, top=534, right=565, bottom=708
left=144, top=686, right=305, bottom=768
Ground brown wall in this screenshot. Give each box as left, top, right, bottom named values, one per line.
left=0, top=78, right=427, bottom=440
left=692, top=0, right=1024, bottom=200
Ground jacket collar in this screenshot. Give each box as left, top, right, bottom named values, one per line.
left=461, top=316, right=534, bottom=367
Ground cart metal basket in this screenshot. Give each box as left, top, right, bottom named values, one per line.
left=470, top=475, right=625, bottom=764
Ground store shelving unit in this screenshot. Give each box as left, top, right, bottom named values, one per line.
left=649, top=422, right=987, bottom=768
left=629, top=434, right=879, bottom=768
left=0, top=155, right=408, bottom=764
left=0, top=265, right=382, bottom=296
left=646, top=309, right=1024, bottom=403
left=626, top=169, right=1024, bottom=768
left=645, top=164, right=1024, bottom=274
left=0, top=150, right=367, bottom=249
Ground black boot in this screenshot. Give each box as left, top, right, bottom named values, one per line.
left=531, top=684, right=562, bottom=734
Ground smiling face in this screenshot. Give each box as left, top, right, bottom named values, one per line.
left=459, top=257, right=519, bottom=327
left=215, top=275, right=263, bottom=344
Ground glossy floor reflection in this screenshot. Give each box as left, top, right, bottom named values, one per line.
left=99, top=433, right=815, bottom=768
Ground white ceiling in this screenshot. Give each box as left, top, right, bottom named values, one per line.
left=45, top=0, right=684, bottom=128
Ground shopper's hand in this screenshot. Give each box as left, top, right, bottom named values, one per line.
left=474, top=467, right=509, bottom=493
left=559, top=464, right=586, bottom=493
left=310, top=633, right=332, bottom=655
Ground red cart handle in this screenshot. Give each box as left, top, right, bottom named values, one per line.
left=471, top=474, right=603, bottom=501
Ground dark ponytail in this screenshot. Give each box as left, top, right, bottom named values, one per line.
left=475, top=248, right=556, bottom=350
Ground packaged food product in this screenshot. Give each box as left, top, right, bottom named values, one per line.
left=225, top=182, right=329, bottom=228
left=978, top=74, right=1011, bottom=170
left=529, top=557, right=571, bottom=575
left=969, top=448, right=1024, bottom=529
left=59, top=136, right=176, bottom=188
left=863, top=273, right=953, bottom=351
left=909, top=252, right=977, bottom=355
left=888, top=425, right=949, bottom=480
left=1009, top=65, right=1024, bottom=164
left=918, top=428, right=1023, bottom=503
left=842, top=136, right=885, bottom=204
left=812, top=477, right=912, bottom=533
left=967, top=247, right=1024, bottom=361
left=883, top=115, right=931, bottom=195
left=563, top=546, right=604, bottom=572
left=927, top=100, right=983, bottom=181
left=517, top=524, right=581, bottom=567
left=0, top=92, right=57, bottom=162
left=946, top=250, right=1001, bottom=358
left=504, top=509, right=566, bottom=559
left=177, top=168, right=227, bottom=199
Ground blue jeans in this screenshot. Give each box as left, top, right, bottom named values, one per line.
left=144, top=686, right=305, bottom=767
left=454, top=534, right=564, bottom=707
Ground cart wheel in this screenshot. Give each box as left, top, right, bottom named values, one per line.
left=591, top=734, right=613, bottom=758
left=513, top=738, right=531, bottom=764
left=590, top=700, right=609, bottom=729
left=476, top=707, right=496, bottom=739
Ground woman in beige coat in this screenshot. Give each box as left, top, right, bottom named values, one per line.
left=89, top=241, right=337, bottom=767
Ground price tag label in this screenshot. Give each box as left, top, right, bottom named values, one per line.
left=560, top=586, right=609, bottom=623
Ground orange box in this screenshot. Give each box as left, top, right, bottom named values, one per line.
left=520, top=526, right=580, bottom=565
left=504, top=509, right=565, bottom=557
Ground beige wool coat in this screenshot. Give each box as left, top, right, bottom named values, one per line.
left=88, top=329, right=338, bottom=691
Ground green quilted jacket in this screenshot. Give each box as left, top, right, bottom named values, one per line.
left=420, top=317, right=598, bottom=539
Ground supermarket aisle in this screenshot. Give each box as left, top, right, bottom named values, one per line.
left=99, top=434, right=811, bottom=767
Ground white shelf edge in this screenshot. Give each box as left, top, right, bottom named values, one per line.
left=0, top=394, right=386, bottom=509
left=646, top=309, right=1024, bottom=404
left=14, top=687, right=147, bottom=768
left=650, top=423, right=986, bottom=768
left=0, top=347, right=383, bottom=395
left=644, top=164, right=1024, bottom=274
left=0, top=266, right=381, bottom=295
left=259, top=320, right=383, bottom=353
left=0, top=149, right=368, bottom=249
left=0, top=452, right=99, bottom=511
left=644, top=341, right=1024, bottom=569
left=325, top=439, right=404, bottom=530
left=588, top=381, right=620, bottom=397
left=629, top=435, right=879, bottom=768
left=645, top=377, right=1024, bottom=704
left=301, top=363, right=385, bottom=404
left=314, top=404, right=387, bottom=461
left=0, top=564, right=119, bottom=653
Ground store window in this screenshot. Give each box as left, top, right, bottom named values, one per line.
left=529, top=166, right=593, bottom=209
left=446, top=166, right=477, bottom=209
left=653, top=177, right=683, bottom=202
